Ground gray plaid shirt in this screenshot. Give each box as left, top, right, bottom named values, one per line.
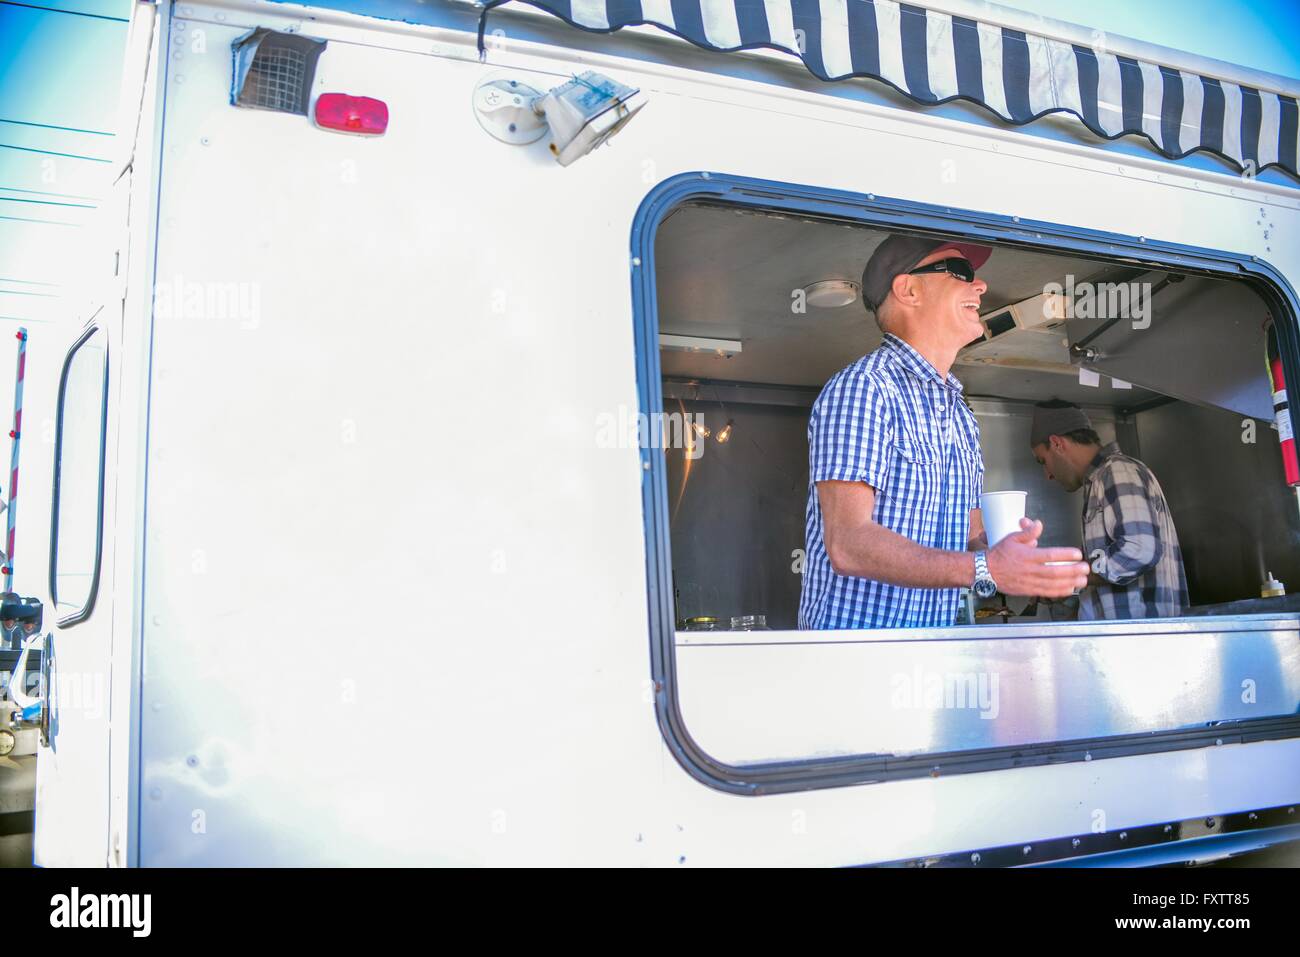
left=1079, top=443, right=1189, bottom=620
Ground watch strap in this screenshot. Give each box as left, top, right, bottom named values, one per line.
left=974, top=551, right=997, bottom=594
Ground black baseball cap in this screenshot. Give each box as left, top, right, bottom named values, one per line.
left=861, top=236, right=993, bottom=312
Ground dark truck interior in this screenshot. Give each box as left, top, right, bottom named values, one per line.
left=654, top=202, right=1300, bottom=629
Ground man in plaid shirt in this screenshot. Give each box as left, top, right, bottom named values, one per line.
left=798, top=236, right=1090, bottom=630
left=1029, top=400, right=1189, bottom=619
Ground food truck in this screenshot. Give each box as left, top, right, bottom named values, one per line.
left=5, top=0, right=1300, bottom=865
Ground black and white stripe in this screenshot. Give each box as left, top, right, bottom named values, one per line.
left=487, top=0, right=1300, bottom=178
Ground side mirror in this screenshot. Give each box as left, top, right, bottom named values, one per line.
left=0, top=594, right=47, bottom=749
left=0, top=593, right=41, bottom=648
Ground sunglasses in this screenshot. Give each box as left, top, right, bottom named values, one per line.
left=907, top=257, right=976, bottom=282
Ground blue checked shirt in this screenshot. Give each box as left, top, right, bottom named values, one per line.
left=1079, top=443, right=1189, bottom=620
left=799, top=334, right=985, bottom=629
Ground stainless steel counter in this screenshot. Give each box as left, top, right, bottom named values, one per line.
left=1183, top=594, right=1300, bottom=617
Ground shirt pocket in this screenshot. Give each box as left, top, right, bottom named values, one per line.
left=1081, top=493, right=1107, bottom=547
left=890, top=432, right=942, bottom=515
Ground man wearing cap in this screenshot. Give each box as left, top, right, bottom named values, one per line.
left=1029, top=399, right=1189, bottom=619
left=798, top=237, right=1089, bottom=630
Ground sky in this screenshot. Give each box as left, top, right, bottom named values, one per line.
left=0, top=0, right=1298, bottom=329
left=995, top=0, right=1300, bottom=80
left=0, top=0, right=131, bottom=328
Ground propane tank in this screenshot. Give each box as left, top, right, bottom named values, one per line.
left=1266, top=321, right=1300, bottom=486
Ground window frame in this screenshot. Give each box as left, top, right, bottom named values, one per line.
left=48, top=321, right=110, bottom=628
left=630, top=171, right=1300, bottom=796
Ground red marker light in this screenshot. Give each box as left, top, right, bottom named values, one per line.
left=314, top=94, right=388, bottom=135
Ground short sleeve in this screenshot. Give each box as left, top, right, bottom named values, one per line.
left=808, top=370, right=893, bottom=492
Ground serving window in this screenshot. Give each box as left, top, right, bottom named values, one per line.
left=633, top=175, right=1300, bottom=793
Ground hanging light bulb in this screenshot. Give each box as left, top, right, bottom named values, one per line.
left=691, top=420, right=711, bottom=439
left=716, top=419, right=734, bottom=444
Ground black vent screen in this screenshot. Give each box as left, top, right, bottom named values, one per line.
left=231, top=28, right=326, bottom=115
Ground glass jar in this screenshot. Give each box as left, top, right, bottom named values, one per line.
left=730, top=615, right=769, bottom=631
left=681, top=616, right=724, bottom=632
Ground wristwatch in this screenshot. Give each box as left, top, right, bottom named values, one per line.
left=972, top=551, right=998, bottom=599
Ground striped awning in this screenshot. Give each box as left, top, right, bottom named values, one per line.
left=477, top=0, right=1300, bottom=179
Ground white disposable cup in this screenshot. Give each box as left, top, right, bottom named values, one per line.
left=981, top=491, right=1028, bottom=547
left=1044, top=559, right=1086, bottom=594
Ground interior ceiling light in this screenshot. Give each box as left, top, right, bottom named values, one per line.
left=658, top=334, right=742, bottom=357
left=803, top=280, right=860, bottom=309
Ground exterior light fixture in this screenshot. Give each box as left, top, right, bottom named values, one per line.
left=534, top=72, right=645, bottom=166
left=314, top=93, right=389, bottom=135
left=473, top=71, right=645, bottom=166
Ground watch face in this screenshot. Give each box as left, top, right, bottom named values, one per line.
left=974, top=579, right=998, bottom=599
